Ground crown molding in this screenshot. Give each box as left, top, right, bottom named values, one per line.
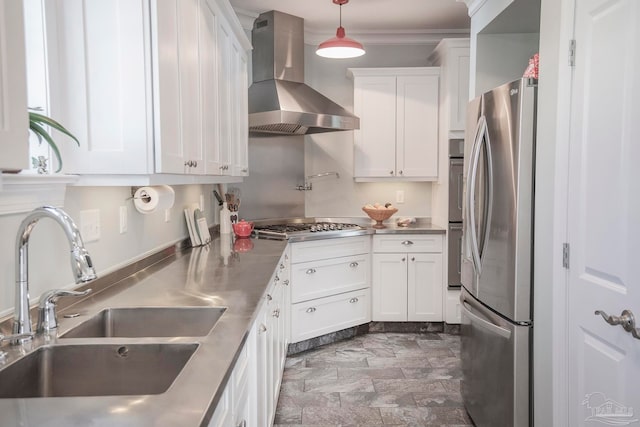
left=460, top=0, right=490, bottom=17
left=304, top=28, right=470, bottom=46
left=232, top=7, right=259, bottom=31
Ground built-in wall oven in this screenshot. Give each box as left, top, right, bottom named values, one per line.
left=448, top=139, right=464, bottom=288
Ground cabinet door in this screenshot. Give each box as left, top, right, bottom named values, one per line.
left=231, top=42, right=249, bottom=176
left=372, top=253, right=408, bottom=321
left=254, top=305, right=269, bottom=427
left=396, top=74, right=439, bottom=178
left=47, top=0, right=151, bottom=174
left=153, top=0, right=191, bottom=174
left=353, top=76, right=396, bottom=178
left=208, top=384, right=232, bottom=427
left=200, top=0, right=223, bottom=175
left=449, top=47, right=470, bottom=132
left=0, top=0, right=28, bottom=171
left=216, top=16, right=232, bottom=174
left=408, top=253, right=443, bottom=321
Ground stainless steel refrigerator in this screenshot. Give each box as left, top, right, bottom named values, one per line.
left=460, top=78, right=536, bottom=427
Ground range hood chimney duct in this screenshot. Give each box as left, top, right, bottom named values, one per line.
left=248, top=11, right=360, bottom=135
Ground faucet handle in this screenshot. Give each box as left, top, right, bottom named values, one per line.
left=0, top=332, right=34, bottom=347
left=37, top=289, right=92, bottom=333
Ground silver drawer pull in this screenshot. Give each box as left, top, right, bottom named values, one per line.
left=273, top=309, right=280, bottom=318
left=306, top=307, right=316, bottom=313
left=274, top=275, right=280, bottom=282
left=349, top=262, right=359, bottom=268
left=306, top=268, right=316, bottom=274
left=349, top=297, right=359, bottom=303
left=411, top=257, right=415, bottom=261
left=259, top=324, right=267, bottom=333
left=401, top=240, right=414, bottom=245
left=402, top=257, right=406, bottom=262
left=280, top=263, right=285, bottom=270
left=266, top=294, right=272, bottom=301
left=282, top=279, right=290, bottom=286
left=237, top=421, right=247, bottom=427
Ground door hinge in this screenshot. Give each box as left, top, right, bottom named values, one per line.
left=568, top=40, right=576, bottom=67
left=562, top=243, right=570, bottom=269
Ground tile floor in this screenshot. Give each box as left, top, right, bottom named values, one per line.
left=274, top=332, right=475, bottom=426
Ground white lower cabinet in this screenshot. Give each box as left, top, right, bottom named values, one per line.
left=289, top=236, right=371, bottom=344
left=372, top=235, right=444, bottom=322
left=210, top=250, right=290, bottom=427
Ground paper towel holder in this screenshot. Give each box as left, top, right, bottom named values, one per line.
left=127, top=186, right=151, bottom=202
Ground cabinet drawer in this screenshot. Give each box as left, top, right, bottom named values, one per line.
left=373, top=234, right=443, bottom=253
left=291, top=289, right=371, bottom=343
left=291, top=236, right=371, bottom=264
left=292, top=254, right=370, bottom=303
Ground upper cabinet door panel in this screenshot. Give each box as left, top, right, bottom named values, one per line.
left=353, top=76, right=397, bottom=178
left=451, top=47, right=470, bottom=132
left=396, top=73, right=439, bottom=178
left=0, top=0, right=28, bottom=171
left=49, top=0, right=152, bottom=174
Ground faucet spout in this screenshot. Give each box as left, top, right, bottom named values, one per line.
left=13, top=206, right=97, bottom=338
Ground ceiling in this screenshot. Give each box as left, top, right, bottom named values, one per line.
left=230, top=0, right=471, bottom=44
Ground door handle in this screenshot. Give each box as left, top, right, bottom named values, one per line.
left=595, top=310, right=640, bottom=340
left=401, top=240, right=414, bottom=246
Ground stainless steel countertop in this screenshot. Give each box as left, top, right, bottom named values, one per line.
left=0, top=235, right=287, bottom=427
left=0, top=221, right=445, bottom=426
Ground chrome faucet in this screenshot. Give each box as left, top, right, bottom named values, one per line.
left=12, top=206, right=97, bottom=340
left=296, top=172, right=340, bottom=191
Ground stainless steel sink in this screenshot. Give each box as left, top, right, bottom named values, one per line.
left=0, top=343, right=198, bottom=398
left=61, top=307, right=226, bottom=338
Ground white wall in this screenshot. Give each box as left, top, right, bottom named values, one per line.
left=0, top=184, right=216, bottom=317
left=303, top=44, right=438, bottom=218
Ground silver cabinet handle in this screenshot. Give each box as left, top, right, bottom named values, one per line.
left=306, top=307, right=316, bottom=313
left=259, top=324, right=267, bottom=333
left=241, top=168, right=248, bottom=173
left=399, top=170, right=403, bottom=175
left=390, top=170, right=394, bottom=175
left=274, top=274, right=280, bottom=282
left=306, top=268, right=316, bottom=274
left=595, top=309, right=640, bottom=340
left=192, top=161, right=198, bottom=168
left=401, top=240, right=414, bottom=245
left=282, top=279, right=290, bottom=286
left=219, top=165, right=225, bottom=170
left=266, top=294, right=272, bottom=301
left=280, top=263, right=285, bottom=270
left=273, top=309, right=280, bottom=318
left=411, top=257, right=415, bottom=261
left=349, top=262, right=359, bottom=268
left=237, top=421, right=247, bottom=427
left=349, top=297, right=359, bottom=303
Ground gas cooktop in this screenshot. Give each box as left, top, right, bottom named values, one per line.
left=253, top=222, right=364, bottom=240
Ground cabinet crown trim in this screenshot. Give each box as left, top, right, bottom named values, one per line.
left=0, top=173, right=79, bottom=215
left=347, top=67, right=440, bottom=79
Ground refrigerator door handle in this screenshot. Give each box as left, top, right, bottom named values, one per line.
left=480, top=121, right=494, bottom=263
left=461, top=298, right=512, bottom=340
left=467, top=116, right=486, bottom=275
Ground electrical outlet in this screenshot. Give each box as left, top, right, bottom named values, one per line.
left=396, top=190, right=405, bottom=204
left=199, top=194, right=205, bottom=211
left=80, top=209, right=101, bottom=242
left=119, top=206, right=127, bottom=234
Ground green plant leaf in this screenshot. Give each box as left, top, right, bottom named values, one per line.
left=29, top=111, right=80, bottom=147
left=30, top=121, right=63, bottom=172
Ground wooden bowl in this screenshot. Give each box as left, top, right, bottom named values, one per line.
left=362, top=207, right=398, bottom=228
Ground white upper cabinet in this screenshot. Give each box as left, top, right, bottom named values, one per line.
left=428, top=39, right=470, bottom=137
left=348, top=67, right=440, bottom=181
left=0, top=0, right=29, bottom=171
left=42, top=0, right=250, bottom=179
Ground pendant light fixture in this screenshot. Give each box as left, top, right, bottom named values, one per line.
left=316, top=0, right=365, bottom=59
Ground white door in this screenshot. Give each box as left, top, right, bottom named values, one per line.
left=567, top=0, right=640, bottom=425
left=372, top=253, right=408, bottom=321
left=396, top=74, right=439, bottom=178
left=407, top=253, right=443, bottom=322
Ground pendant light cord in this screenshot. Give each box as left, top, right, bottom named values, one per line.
left=339, top=3, right=342, bottom=28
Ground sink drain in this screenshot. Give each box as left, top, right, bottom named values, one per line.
left=116, top=346, right=129, bottom=358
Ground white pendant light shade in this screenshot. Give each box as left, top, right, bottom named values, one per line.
left=316, top=0, right=365, bottom=59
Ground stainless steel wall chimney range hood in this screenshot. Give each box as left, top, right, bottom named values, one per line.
left=248, top=11, right=360, bottom=135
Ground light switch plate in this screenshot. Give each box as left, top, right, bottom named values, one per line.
left=119, top=206, right=127, bottom=234
left=396, top=190, right=405, bottom=204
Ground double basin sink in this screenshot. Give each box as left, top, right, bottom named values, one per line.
left=0, top=306, right=226, bottom=399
